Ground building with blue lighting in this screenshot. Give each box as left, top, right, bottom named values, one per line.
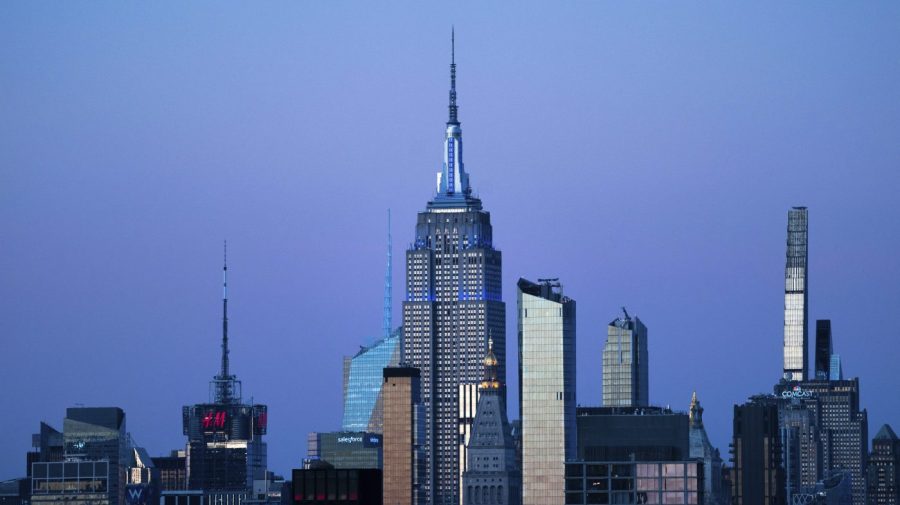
left=342, top=329, right=402, bottom=434
left=402, top=31, right=506, bottom=505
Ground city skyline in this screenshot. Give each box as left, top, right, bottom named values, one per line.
left=2, top=2, right=900, bottom=483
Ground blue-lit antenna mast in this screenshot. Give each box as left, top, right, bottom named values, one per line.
left=382, top=209, right=393, bottom=337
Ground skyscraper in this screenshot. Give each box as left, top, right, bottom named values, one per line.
left=868, top=424, right=899, bottom=505
left=517, top=278, right=575, bottom=505
left=783, top=207, right=808, bottom=381
left=461, top=341, right=520, bottom=505
left=601, top=308, right=648, bottom=407
left=182, top=249, right=268, bottom=497
left=383, top=366, right=424, bottom=505
left=730, top=396, right=786, bottom=505
left=814, top=320, right=832, bottom=380
left=342, top=329, right=402, bottom=433
left=402, top=32, right=505, bottom=505
left=774, top=378, right=869, bottom=505
left=30, top=407, right=128, bottom=505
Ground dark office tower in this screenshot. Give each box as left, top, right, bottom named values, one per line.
left=383, top=366, right=424, bottom=505
left=868, top=424, right=900, bottom=505
left=775, top=379, right=868, bottom=505
left=182, top=251, right=268, bottom=496
left=461, top=341, right=521, bottom=505
left=814, top=320, right=833, bottom=380
left=152, top=451, right=188, bottom=491
left=783, top=207, right=809, bottom=381
left=518, top=278, right=576, bottom=505
left=402, top=32, right=505, bottom=505
left=778, top=397, right=820, bottom=500
left=730, top=397, right=786, bottom=505
left=602, top=308, right=648, bottom=407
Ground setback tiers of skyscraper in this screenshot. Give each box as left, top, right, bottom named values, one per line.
left=402, top=32, right=505, bottom=505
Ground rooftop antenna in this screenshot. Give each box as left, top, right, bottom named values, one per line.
left=382, top=209, right=393, bottom=338
left=621, top=306, right=631, bottom=320
left=212, top=241, right=240, bottom=404
left=448, top=27, right=458, bottom=125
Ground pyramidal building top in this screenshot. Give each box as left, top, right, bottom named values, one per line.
left=429, top=29, right=482, bottom=212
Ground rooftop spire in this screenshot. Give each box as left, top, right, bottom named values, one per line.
left=480, top=331, right=501, bottom=390
left=689, top=391, right=704, bottom=428
left=222, top=240, right=230, bottom=381
left=382, top=209, right=393, bottom=338
left=212, top=241, right=240, bottom=404
left=448, top=27, right=458, bottom=125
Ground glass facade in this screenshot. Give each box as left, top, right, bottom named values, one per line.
left=518, top=278, right=576, bottom=505
left=564, top=461, right=703, bottom=505
left=601, top=312, right=648, bottom=407
left=402, top=45, right=506, bottom=505
left=342, top=329, right=402, bottom=434
left=783, top=207, right=808, bottom=381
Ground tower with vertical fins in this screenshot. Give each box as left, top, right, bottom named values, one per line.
left=403, top=30, right=506, bottom=505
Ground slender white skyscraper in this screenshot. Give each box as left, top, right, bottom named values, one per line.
left=518, top=278, right=575, bottom=505
left=783, top=207, right=808, bottom=381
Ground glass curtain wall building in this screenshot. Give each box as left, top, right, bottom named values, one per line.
left=402, top=33, right=505, bottom=505
left=601, top=309, right=648, bottom=407
left=783, top=207, right=808, bottom=381
left=517, top=278, right=576, bottom=505
left=342, top=328, right=402, bottom=434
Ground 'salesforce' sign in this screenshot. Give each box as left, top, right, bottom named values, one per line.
left=338, top=436, right=363, bottom=444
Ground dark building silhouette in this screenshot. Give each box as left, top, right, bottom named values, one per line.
left=402, top=32, right=505, bottom=505
left=291, top=468, right=382, bottom=505
left=730, top=397, right=786, bottom=505
left=814, top=320, right=833, bottom=380
left=461, top=341, right=520, bottom=505
left=868, top=424, right=899, bottom=505
left=152, top=451, right=187, bottom=491
left=576, top=406, right=688, bottom=462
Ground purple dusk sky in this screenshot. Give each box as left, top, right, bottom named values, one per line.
left=1, top=3, right=899, bottom=478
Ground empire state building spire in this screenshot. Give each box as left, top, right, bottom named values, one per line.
left=448, top=27, right=458, bottom=125
left=432, top=28, right=480, bottom=209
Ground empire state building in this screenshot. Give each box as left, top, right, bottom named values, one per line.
left=402, top=32, right=506, bottom=505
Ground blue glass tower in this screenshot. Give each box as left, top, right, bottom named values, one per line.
left=342, top=328, right=402, bottom=433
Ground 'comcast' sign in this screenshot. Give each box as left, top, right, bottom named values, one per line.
left=781, top=385, right=814, bottom=399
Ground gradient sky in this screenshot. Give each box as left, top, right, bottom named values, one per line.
left=2, top=2, right=899, bottom=479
